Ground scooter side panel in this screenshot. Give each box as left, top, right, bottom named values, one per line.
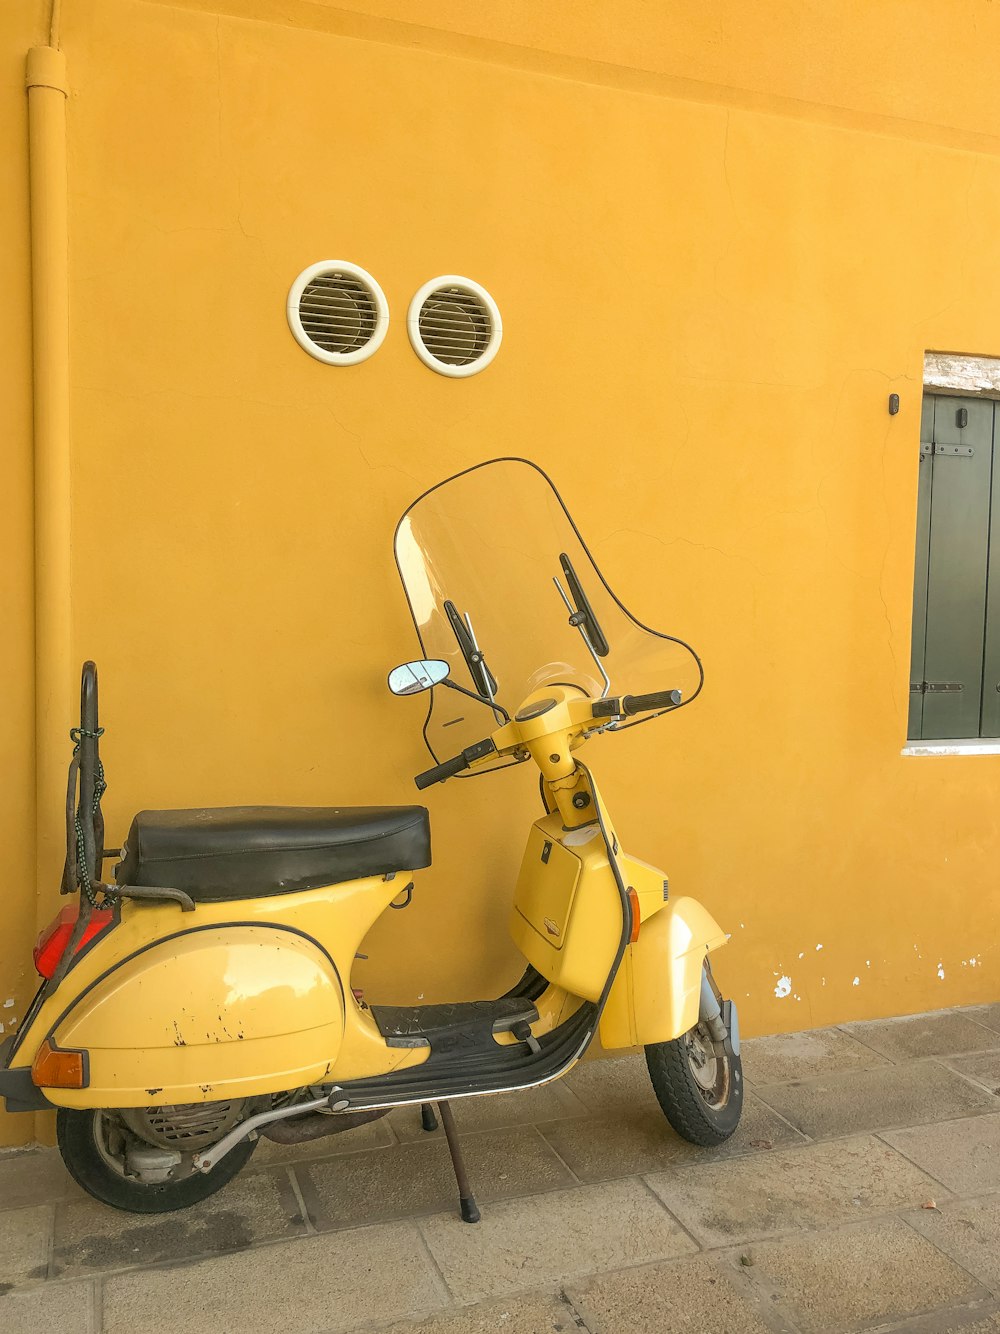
left=599, top=896, right=728, bottom=1049
left=46, top=927, right=346, bottom=1107
left=9, top=873, right=433, bottom=1102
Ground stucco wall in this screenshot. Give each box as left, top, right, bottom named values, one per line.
left=3, top=0, right=1000, bottom=1145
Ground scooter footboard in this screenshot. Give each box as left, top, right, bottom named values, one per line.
left=600, top=897, right=728, bottom=1049
left=39, top=926, right=346, bottom=1108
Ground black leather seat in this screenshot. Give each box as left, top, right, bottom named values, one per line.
left=116, top=806, right=431, bottom=903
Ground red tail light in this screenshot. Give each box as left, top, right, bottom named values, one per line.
left=33, top=904, right=114, bottom=980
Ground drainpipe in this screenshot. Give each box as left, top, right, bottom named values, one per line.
left=26, top=31, right=72, bottom=930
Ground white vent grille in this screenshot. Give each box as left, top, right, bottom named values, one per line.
left=287, top=261, right=389, bottom=365
left=408, top=276, right=502, bottom=378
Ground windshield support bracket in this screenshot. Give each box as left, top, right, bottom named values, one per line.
left=553, top=575, right=613, bottom=701
left=442, top=600, right=507, bottom=725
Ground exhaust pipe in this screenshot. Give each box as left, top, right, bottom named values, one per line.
left=260, top=1107, right=388, bottom=1144
left=194, top=1095, right=390, bottom=1171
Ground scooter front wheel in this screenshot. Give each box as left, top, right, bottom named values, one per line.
left=645, top=1019, right=743, bottom=1146
left=57, top=1106, right=258, bottom=1213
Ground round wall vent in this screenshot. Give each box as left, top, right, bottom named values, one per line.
left=407, top=276, right=502, bottom=378
left=287, top=261, right=389, bottom=365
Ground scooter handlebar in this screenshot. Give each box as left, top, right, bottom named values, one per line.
left=414, top=690, right=682, bottom=788
left=414, top=737, right=497, bottom=790
left=592, top=688, right=682, bottom=719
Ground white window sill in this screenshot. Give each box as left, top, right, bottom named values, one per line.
left=902, top=738, right=1000, bottom=756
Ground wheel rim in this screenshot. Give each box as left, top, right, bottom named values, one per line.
left=684, top=1025, right=731, bottom=1109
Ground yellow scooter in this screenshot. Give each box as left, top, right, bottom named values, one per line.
left=0, top=458, right=741, bottom=1219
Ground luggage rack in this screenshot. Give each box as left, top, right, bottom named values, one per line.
left=50, top=663, right=197, bottom=989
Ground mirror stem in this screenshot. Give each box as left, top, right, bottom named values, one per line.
left=441, top=677, right=510, bottom=723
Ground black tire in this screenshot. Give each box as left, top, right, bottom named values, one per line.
left=645, top=1022, right=743, bottom=1146
left=56, top=1108, right=258, bottom=1213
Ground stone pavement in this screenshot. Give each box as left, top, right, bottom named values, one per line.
left=2, top=1003, right=1000, bottom=1333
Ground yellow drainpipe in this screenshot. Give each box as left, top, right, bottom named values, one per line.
left=27, top=24, right=72, bottom=930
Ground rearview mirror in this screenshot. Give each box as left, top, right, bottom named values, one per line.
left=387, top=659, right=451, bottom=696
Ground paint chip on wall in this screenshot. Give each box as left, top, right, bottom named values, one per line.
left=774, top=976, right=792, bottom=998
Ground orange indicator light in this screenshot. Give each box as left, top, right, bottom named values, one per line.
left=31, top=1039, right=87, bottom=1088
left=627, top=887, right=641, bottom=944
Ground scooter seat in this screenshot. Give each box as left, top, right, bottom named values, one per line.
left=115, top=805, right=431, bottom=902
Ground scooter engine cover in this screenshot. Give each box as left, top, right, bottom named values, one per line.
left=121, top=1100, right=249, bottom=1151
left=48, top=926, right=346, bottom=1108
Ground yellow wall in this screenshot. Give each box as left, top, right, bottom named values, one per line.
left=3, top=0, right=1000, bottom=1145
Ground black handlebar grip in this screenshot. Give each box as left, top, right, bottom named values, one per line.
left=620, top=688, right=683, bottom=716
left=414, top=753, right=469, bottom=790
left=413, top=736, right=497, bottom=789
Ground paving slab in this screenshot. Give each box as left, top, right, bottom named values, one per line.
left=51, top=1167, right=304, bottom=1277
left=883, top=1112, right=1000, bottom=1195
left=372, top=1290, right=583, bottom=1333
left=737, top=1216, right=987, bottom=1333
left=419, top=1178, right=697, bottom=1303
left=538, top=1092, right=805, bottom=1183
left=646, top=1134, right=942, bottom=1247
left=562, top=1051, right=661, bottom=1114
left=568, top=1254, right=792, bottom=1334
left=0, top=1204, right=52, bottom=1287
left=389, top=1081, right=587, bottom=1142
left=842, top=1011, right=1000, bottom=1063
left=0, top=1278, right=94, bottom=1332
left=933, top=1317, right=1000, bottom=1334
left=0, top=1146, right=83, bottom=1212
left=907, top=1195, right=1000, bottom=1295
left=944, top=1050, right=1000, bottom=1096
left=938, top=1312, right=1000, bottom=1334
left=881, top=1305, right=1000, bottom=1333
left=101, top=1220, right=445, bottom=1334
left=740, top=1027, right=889, bottom=1085
left=756, top=1060, right=998, bottom=1138
left=300, top=1125, right=574, bottom=1230
left=254, top=1114, right=396, bottom=1164
left=970, top=1006, right=1000, bottom=1035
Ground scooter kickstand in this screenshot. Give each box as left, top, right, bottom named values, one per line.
left=420, top=1103, right=439, bottom=1133
left=437, top=1100, right=480, bottom=1224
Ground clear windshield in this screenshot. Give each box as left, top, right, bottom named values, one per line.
left=394, top=458, right=703, bottom=766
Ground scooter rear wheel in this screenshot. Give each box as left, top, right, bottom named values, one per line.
left=57, top=1107, right=257, bottom=1213
left=645, top=1021, right=743, bottom=1146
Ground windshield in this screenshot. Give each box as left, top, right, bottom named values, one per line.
left=394, top=458, right=703, bottom=767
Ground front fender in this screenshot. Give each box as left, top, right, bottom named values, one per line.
left=600, top=896, right=728, bottom=1049
left=45, top=926, right=345, bottom=1107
